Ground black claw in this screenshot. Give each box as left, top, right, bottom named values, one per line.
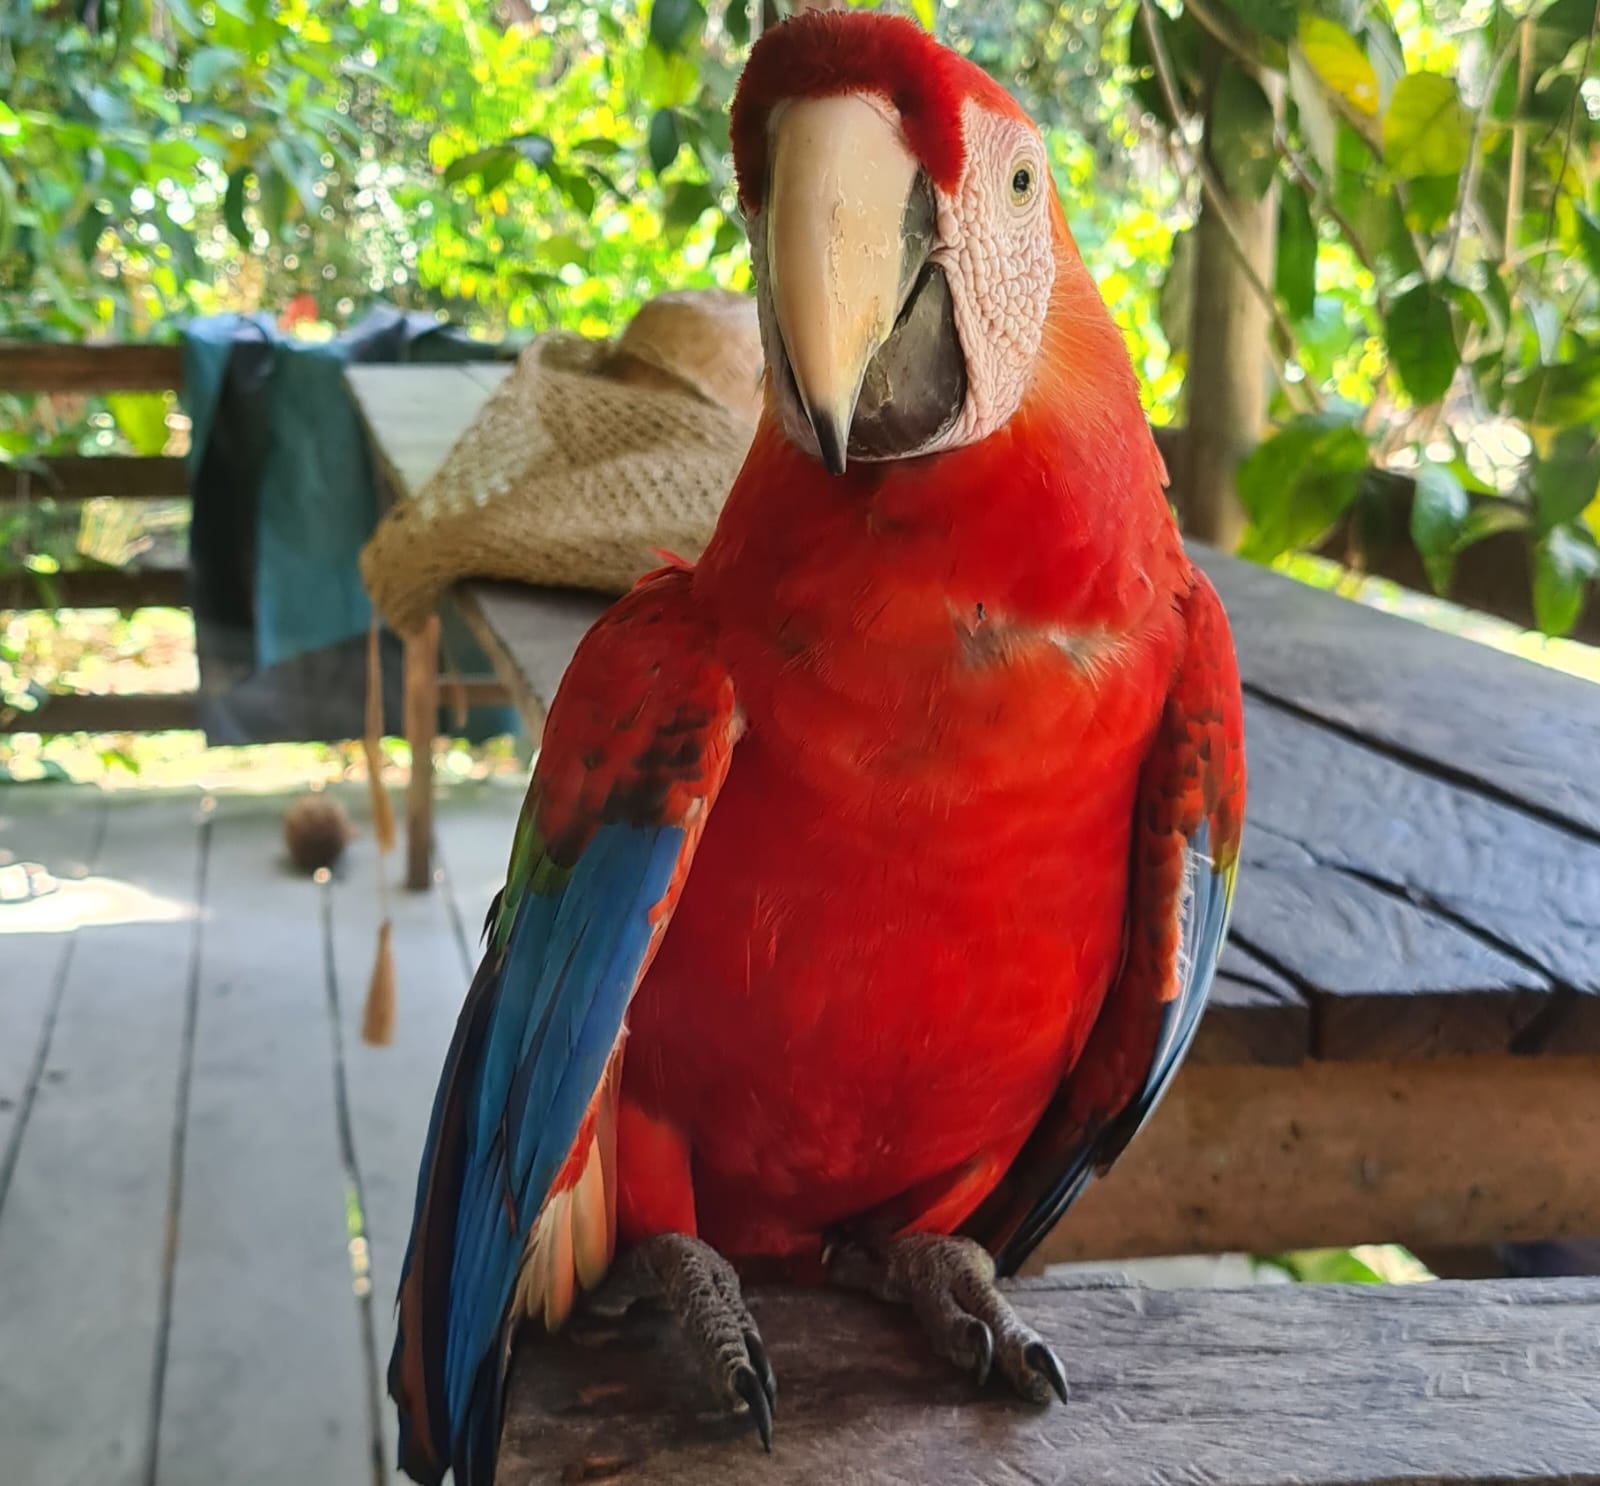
left=966, top=1319, right=994, bottom=1389
left=744, top=1329, right=778, bottom=1416
left=734, top=1362, right=775, bottom=1452
left=1025, top=1340, right=1070, bottom=1404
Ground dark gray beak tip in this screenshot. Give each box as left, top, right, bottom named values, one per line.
left=811, top=412, right=848, bottom=477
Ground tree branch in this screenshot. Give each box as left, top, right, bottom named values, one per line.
left=1138, top=0, right=1320, bottom=412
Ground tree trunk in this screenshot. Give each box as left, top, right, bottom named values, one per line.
left=1178, top=49, right=1280, bottom=551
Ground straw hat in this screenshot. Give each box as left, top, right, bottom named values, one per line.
left=359, top=288, right=761, bottom=637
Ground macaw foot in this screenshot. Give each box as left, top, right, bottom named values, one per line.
left=828, top=1233, right=1069, bottom=1405
left=594, top=1232, right=778, bottom=1451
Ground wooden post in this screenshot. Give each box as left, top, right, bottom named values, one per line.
left=403, top=614, right=440, bottom=890
left=1177, top=49, right=1280, bottom=550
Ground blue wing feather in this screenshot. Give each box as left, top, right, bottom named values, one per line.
left=391, top=818, right=690, bottom=1486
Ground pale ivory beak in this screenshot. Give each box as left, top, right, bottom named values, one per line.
left=766, top=94, right=921, bottom=474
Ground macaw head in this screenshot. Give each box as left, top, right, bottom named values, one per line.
left=731, top=7, right=1126, bottom=476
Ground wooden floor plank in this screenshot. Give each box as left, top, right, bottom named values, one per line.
left=1200, top=547, right=1600, bottom=838
left=0, top=786, right=106, bottom=1184
left=0, top=793, right=202, bottom=1486
left=326, top=785, right=478, bottom=1473
left=155, top=794, right=374, bottom=1486
left=502, top=1274, right=1600, bottom=1486
left=1238, top=697, right=1600, bottom=1056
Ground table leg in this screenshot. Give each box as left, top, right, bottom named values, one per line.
left=404, top=614, right=440, bottom=890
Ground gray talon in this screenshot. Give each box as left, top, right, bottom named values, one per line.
left=603, top=1233, right=779, bottom=1448
left=829, top=1233, right=1069, bottom=1406
left=1025, top=1339, right=1070, bottom=1404
left=734, top=1361, right=775, bottom=1451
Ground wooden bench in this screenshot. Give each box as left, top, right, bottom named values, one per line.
left=497, top=1274, right=1600, bottom=1484
left=347, top=362, right=1600, bottom=1270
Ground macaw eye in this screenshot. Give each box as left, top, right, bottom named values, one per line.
left=1009, top=162, right=1036, bottom=207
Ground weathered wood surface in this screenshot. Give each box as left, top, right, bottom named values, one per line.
left=155, top=797, right=375, bottom=1486
left=0, top=340, right=184, bottom=394
left=0, top=792, right=202, bottom=1486
left=1197, top=547, right=1600, bottom=838
left=1, top=454, right=188, bottom=503
left=1, top=689, right=199, bottom=736
left=1042, top=1055, right=1600, bottom=1261
left=501, top=1275, right=1600, bottom=1486
left=0, top=564, right=188, bottom=615
left=0, top=783, right=519, bottom=1484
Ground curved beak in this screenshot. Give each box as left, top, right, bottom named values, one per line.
left=766, top=94, right=931, bottom=475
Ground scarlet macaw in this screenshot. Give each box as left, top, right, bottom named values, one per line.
left=390, top=11, right=1246, bottom=1483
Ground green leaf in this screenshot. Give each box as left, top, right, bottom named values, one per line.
left=649, top=0, right=706, bottom=54
left=1507, top=355, right=1600, bottom=427
left=1157, top=227, right=1196, bottom=356
left=1383, top=72, right=1472, bottom=180
left=1573, top=208, right=1600, bottom=282
left=1409, top=461, right=1468, bottom=591
left=0, top=101, right=21, bottom=140
left=1276, top=188, right=1317, bottom=322
left=509, top=133, right=555, bottom=169
left=664, top=179, right=716, bottom=231
left=723, top=0, right=750, bottom=48
left=1454, top=501, right=1528, bottom=551
left=1402, top=172, right=1459, bottom=233
left=1215, top=0, right=1297, bottom=42
left=223, top=168, right=250, bottom=248
left=1533, top=524, right=1600, bottom=636
left=1210, top=67, right=1278, bottom=200
left=1237, top=406, right=1372, bottom=561
left=648, top=108, right=681, bottom=175
left=1384, top=283, right=1458, bottom=404
left=1531, top=428, right=1600, bottom=531
left=1126, top=6, right=1206, bottom=127
left=444, top=146, right=516, bottom=187
left=107, top=393, right=170, bottom=457
left=1295, top=16, right=1380, bottom=118
left=187, top=45, right=243, bottom=94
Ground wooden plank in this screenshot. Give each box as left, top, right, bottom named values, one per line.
left=346, top=363, right=511, bottom=498
left=1232, top=836, right=1553, bottom=1061
left=1193, top=942, right=1310, bottom=1067
left=1039, top=1054, right=1600, bottom=1263
left=0, top=340, right=184, bottom=394
left=501, top=1274, right=1600, bottom=1486
left=0, top=787, right=106, bottom=1185
left=2, top=691, right=198, bottom=735
left=1238, top=697, right=1600, bottom=1057
left=1198, top=547, right=1600, bottom=838
left=2, top=455, right=187, bottom=503
left=404, top=615, right=441, bottom=890
left=455, top=582, right=608, bottom=735
left=326, top=785, right=477, bottom=1475
left=0, top=792, right=202, bottom=1486
left=156, top=794, right=374, bottom=1486
left=0, top=566, right=188, bottom=614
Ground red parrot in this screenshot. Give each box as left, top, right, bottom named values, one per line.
left=389, top=11, right=1245, bottom=1483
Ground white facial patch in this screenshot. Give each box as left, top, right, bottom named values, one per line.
left=923, top=100, right=1057, bottom=451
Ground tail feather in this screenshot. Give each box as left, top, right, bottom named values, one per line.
left=390, top=952, right=503, bottom=1484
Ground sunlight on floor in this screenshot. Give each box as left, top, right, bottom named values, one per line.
left=0, top=870, right=198, bottom=934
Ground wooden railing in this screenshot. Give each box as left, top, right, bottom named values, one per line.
left=1, top=341, right=196, bottom=734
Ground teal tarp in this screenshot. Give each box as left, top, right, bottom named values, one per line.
left=180, top=304, right=519, bottom=744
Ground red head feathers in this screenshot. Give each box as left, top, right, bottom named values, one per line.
left=730, top=10, right=1025, bottom=210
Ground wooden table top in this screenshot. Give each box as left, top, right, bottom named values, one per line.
left=348, top=363, right=1600, bottom=1072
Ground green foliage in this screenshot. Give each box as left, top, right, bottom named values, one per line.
left=2, top=0, right=1597, bottom=637
left=1236, top=405, right=1371, bottom=561
left=1128, top=0, right=1600, bottom=633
